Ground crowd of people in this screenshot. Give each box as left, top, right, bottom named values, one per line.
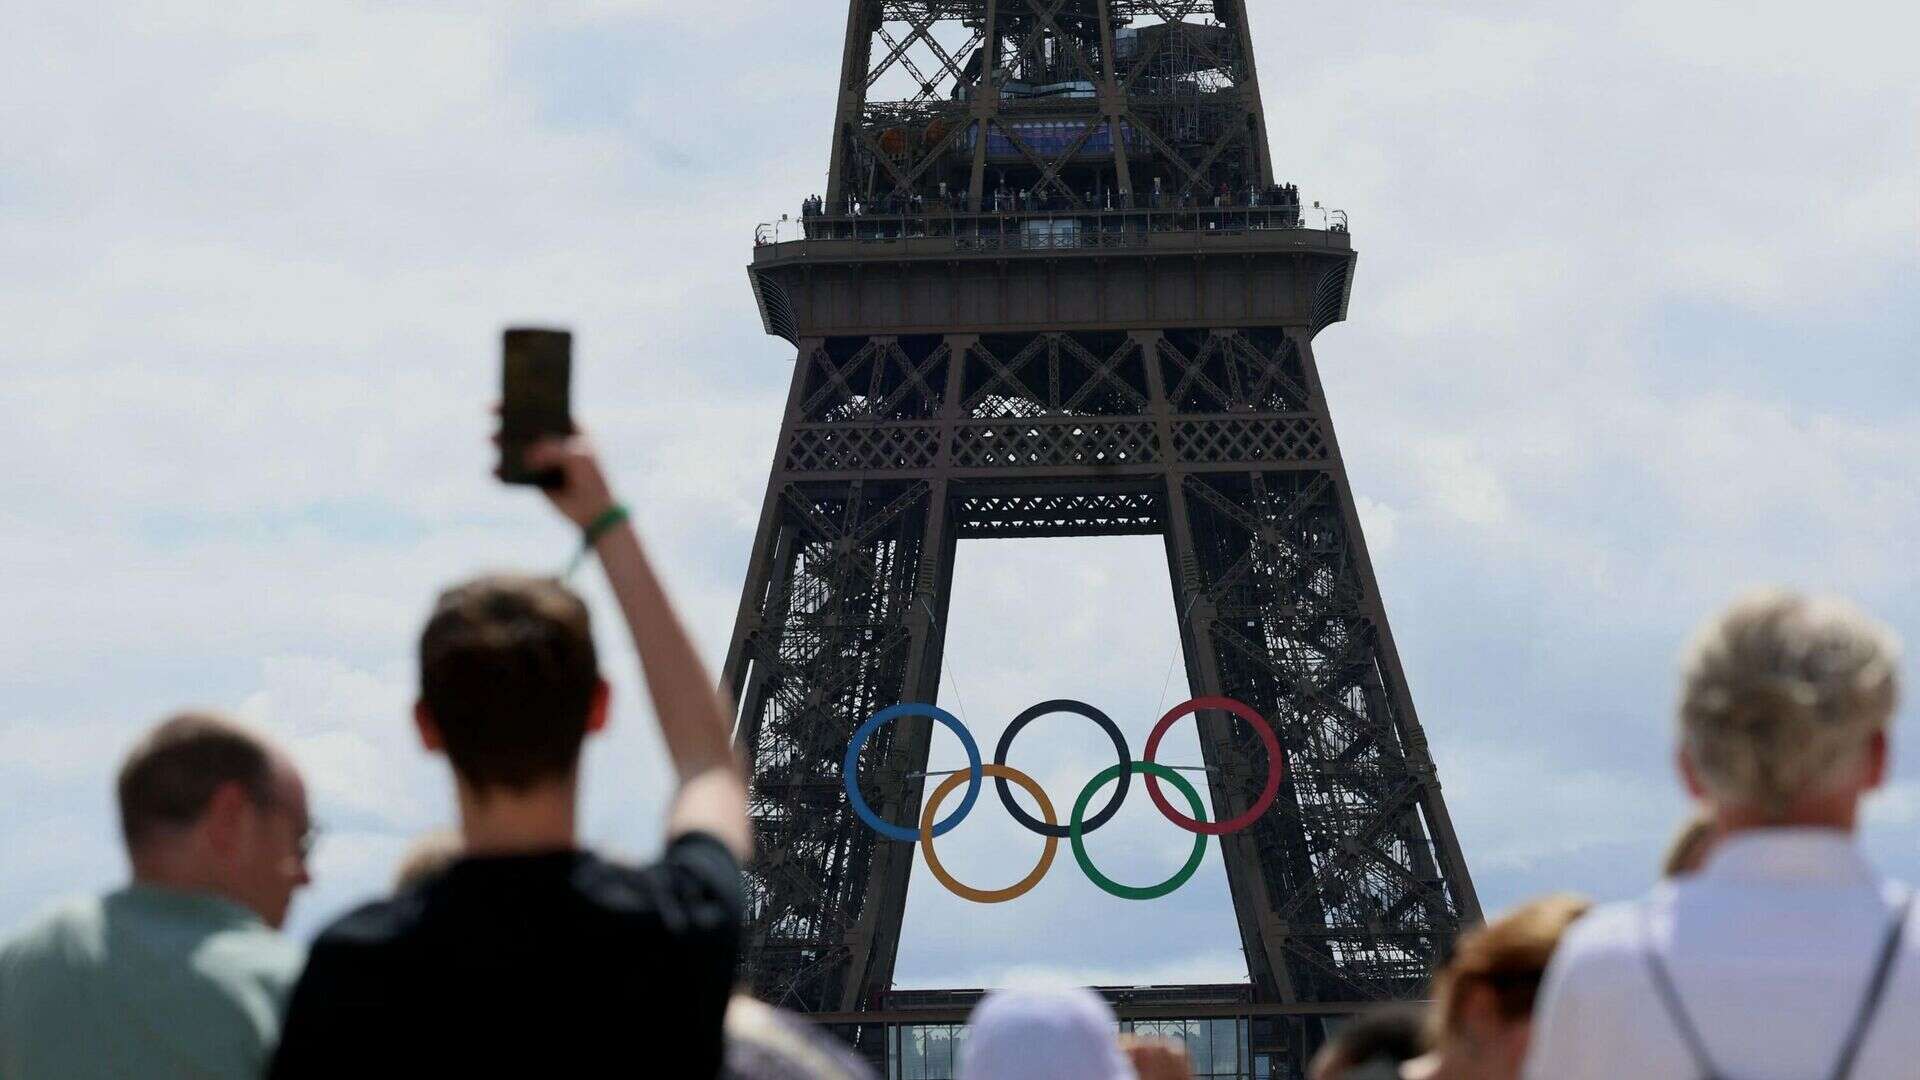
left=0, top=415, right=1911, bottom=1079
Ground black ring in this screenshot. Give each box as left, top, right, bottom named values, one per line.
left=993, top=698, right=1131, bottom=838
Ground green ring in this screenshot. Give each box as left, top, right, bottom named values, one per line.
left=1070, top=761, right=1209, bottom=900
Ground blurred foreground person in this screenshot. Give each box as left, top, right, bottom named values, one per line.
left=1308, top=1005, right=1426, bottom=1080
left=389, top=829, right=461, bottom=891
left=0, top=714, right=312, bottom=1079
left=270, top=430, right=751, bottom=1078
left=959, top=987, right=1143, bottom=1080
left=1118, top=1033, right=1195, bottom=1080
left=722, top=994, right=877, bottom=1080
left=1406, top=894, right=1588, bottom=1080
left=1527, top=591, right=1912, bottom=1079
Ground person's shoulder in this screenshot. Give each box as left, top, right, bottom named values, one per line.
left=659, top=830, right=744, bottom=876
left=1882, top=877, right=1920, bottom=941
left=196, top=917, right=305, bottom=997
left=1559, top=895, right=1646, bottom=945
left=277, top=893, right=428, bottom=1015
left=575, top=837, right=744, bottom=920
left=1526, top=894, right=1664, bottom=1078
left=1539, top=895, right=1655, bottom=988
left=308, top=891, right=428, bottom=953
left=587, top=833, right=740, bottom=887
left=182, top=922, right=305, bottom=1037
left=0, top=894, right=106, bottom=969
left=200, top=909, right=305, bottom=958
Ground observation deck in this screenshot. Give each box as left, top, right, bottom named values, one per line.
left=749, top=204, right=1355, bottom=344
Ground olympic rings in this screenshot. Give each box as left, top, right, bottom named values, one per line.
left=921, top=764, right=1058, bottom=903
left=993, top=699, right=1130, bottom=839
left=843, top=703, right=982, bottom=842
left=1071, top=762, right=1209, bottom=900
left=842, top=696, right=1281, bottom=903
left=1142, top=696, right=1284, bottom=836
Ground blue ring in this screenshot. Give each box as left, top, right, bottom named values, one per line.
left=844, top=703, right=983, bottom=842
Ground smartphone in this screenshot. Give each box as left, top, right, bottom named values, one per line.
left=499, top=327, right=573, bottom=487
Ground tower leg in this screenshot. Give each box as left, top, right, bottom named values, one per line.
left=1290, top=330, right=1482, bottom=926
left=731, top=336, right=971, bottom=1035
left=1143, top=331, right=1300, bottom=1005
left=1148, top=328, right=1480, bottom=1073
left=843, top=336, right=971, bottom=1012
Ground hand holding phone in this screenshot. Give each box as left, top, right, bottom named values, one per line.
left=519, top=435, right=617, bottom=530
left=498, top=328, right=573, bottom=487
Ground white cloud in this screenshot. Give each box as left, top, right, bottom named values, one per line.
left=1432, top=738, right=1681, bottom=875
left=1354, top=495, right=1399, bottom=554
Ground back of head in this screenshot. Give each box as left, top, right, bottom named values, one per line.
left=419, top=574, right=599, bottom=790
left=960, top=987, right=1133, bottom=1080
left=1432, top=893, right=1591, bottom=1035
left=117, top=712, right=275, bottom=854
left=1680, top=590, right=1900, bottom=818
left=1311, top=1005, right=1427, bottom=1080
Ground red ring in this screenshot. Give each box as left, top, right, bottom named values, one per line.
left=1142, top=696, right=1283, bottom=835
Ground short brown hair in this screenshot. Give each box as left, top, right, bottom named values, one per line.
left=117, top=712, right=276, bottom=849
left=1432, top=893, right=1591, bottom=1035
left=418, top=574, right=600, bottom=790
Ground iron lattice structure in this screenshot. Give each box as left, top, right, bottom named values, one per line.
left=727, top=2, right=1480, bottom=1073
left=826, top=0, right=1277, bottom=213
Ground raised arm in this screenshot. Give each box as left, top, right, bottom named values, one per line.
left=524, top=434, right=752, bottom=862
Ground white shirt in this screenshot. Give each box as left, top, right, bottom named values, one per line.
left=1525, top=829, right=1917, bottom=1080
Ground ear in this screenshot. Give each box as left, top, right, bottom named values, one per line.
left=1677, top=745, right=1708, bottom=800
left=414, top=700, right=445, bottom=753
left=584, top=679, right=611, bottom=735
left=201, top=780, right=254, bottom=855
left=1862, top=730, right=1890, bottom=791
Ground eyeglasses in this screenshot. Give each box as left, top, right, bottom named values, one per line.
left=295, top=819, right=323, bottom=863
left=256, top=792, right=321, bottom=864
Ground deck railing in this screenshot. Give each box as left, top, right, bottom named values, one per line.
left=754, top=204, right=1348, bottom=252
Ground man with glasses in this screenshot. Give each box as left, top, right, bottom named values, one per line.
left=0, top=713, right=314, bottom=1079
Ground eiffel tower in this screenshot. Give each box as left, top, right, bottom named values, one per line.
left=726, top=3, right=1480, bottom=1074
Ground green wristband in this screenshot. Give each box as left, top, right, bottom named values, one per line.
left=583, top=504, right=630, bottom=547
left=565, top=504, right=631, bottom=579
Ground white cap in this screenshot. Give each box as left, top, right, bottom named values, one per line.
left=958, top=987, right=1137, bottom=1080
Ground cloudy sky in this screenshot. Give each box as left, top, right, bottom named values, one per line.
left=4, top=1, right=1915, bottom=990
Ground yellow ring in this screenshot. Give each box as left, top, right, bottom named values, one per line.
left=919, top=764, right=1059, bottom=904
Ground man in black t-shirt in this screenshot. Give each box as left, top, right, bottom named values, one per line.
left=272, top=429, right=753, bottom=1078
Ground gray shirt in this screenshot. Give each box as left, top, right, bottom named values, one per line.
left=0, top=884, right=305, bottom=1079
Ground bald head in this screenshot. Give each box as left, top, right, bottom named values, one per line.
left=118, top=713, right=279, bottom=850
left=115, top=713, right=312, bottom=926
